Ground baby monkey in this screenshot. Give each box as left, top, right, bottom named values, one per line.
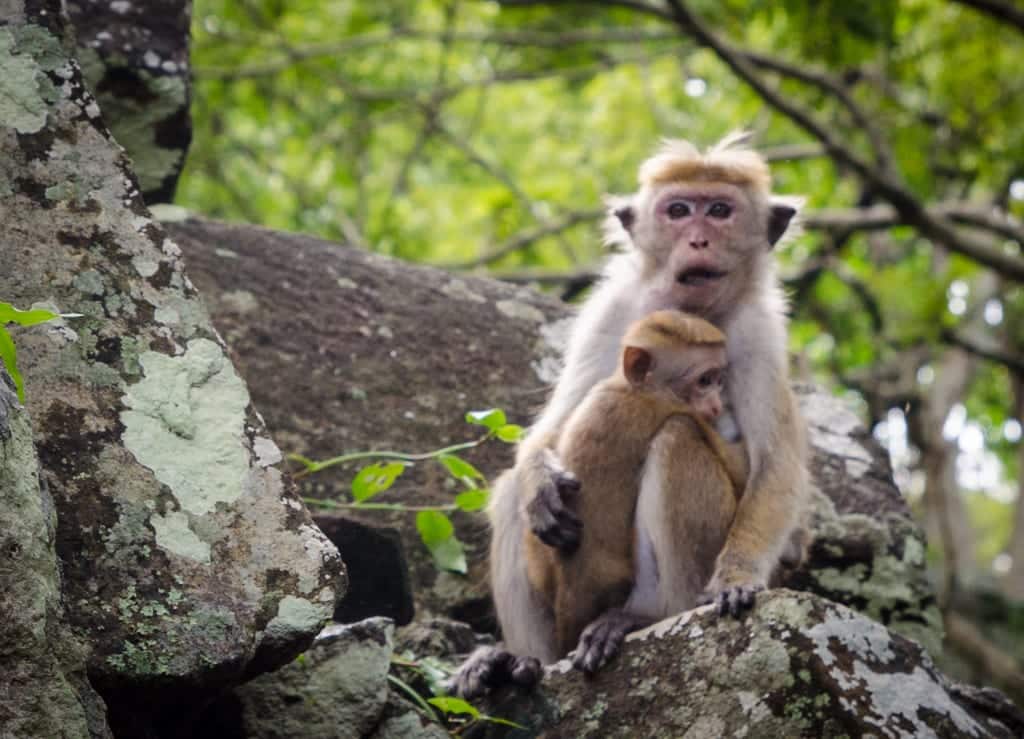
left=524, top=310, right=747, bottom=660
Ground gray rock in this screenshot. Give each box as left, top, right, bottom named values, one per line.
left=467, top=590, right=1021, bottom=738
left=223, top=618, right=395, bottom=739
left=170, top=216, right=566, bottom=628
left=68, top=0, right=192, bottom=203
left=0, top=3, right=344, bottom=735
left=368, top=701, right=450, bottom=739
left=0, top=368, right=112, bottom=738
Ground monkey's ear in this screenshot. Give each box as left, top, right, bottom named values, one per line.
left=623, top=346, right=654, bottom=385
left=602, top=194, right=636, bottom=248
left=767, top=196, right=803, bottom=248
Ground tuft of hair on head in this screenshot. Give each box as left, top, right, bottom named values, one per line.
left=637, top=130, right=771, bottom=195
left=623, top=309, right=725, bottom=350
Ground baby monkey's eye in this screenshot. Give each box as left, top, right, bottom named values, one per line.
left=667, top=202, right=691, bottom=219
left=707, top=201, right=732, bottom=219
left=698, top=370, right=717, bottom=388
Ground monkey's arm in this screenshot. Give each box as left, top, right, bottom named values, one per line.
left=703, top=306, right=809, bottom=615
left=693, top=419, right=748, bottom=494
left=511, top=263, right=642, bottom=550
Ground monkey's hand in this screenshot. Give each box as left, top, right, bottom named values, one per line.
left=447, top=646, right=542, bottom=700
left=571, top=608, right=651, bottom=674
left=697, top=576, right=765, bottom=618
left=525, top=453, right=582, bottom=553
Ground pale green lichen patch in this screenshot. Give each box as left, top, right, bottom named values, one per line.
left=264, top=596, right=332, bottom=645
left=496, top=299, right=545, bottom=323
left=121, top=338, right=251, bottom=516
left=150, top=510, right=211, bottom=563
left=151, top=293, right=206, bottom=338
left=0, top=26, right=50, bottom=134
left=441, top=279, right=486, bottom=304
left=73, top=269, right=106, bottom=296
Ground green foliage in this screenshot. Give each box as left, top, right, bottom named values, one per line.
left=0, top=302, right=73, bottom=402
left=300, top=408, right=516, bottom=573
left=389, top=652, right=525, bottom=733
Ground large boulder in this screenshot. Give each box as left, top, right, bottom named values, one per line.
left=468, top=590, right=1022, bottom=738
left=169, top=215, right=940, bottom=654
left=0, top=369, right=111, bottom=738
left=1, top=4, right=345, bottom=735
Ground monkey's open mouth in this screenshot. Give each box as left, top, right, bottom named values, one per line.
left=677, top=268, right=727, bottom=286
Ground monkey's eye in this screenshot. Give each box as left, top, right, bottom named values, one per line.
left=698, top=370, right=718, bottom=388
left=707, top=201, right=732, bottom=219
left=667, top=202, right=691, bottom=219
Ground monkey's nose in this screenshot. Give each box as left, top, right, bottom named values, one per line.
left=690, top=239, right=710, bottom=249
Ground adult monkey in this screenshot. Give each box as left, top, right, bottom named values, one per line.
left=452, top=133, right=808, bottom=697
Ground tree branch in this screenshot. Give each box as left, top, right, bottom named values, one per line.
left=658, top=0, right=1024, bottom=282
left=952, top=0, right=1024, bottom=34
left=443, top=209, right=603, bottom=269
left=942, top=329, right=1024, bottom=376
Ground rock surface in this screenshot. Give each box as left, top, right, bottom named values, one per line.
left=468, top=590, right=1023, bottom=738
left=0, top=4, right=344, bottom=735
left=170, top=215, right=940, bottom=652
left=0, top=369, right=112, bottom=738
left=169, top=215, right=568, bottom=630
left=197, top=618, right=448, bottom=739
left=68, top=0, right=192, bottom=203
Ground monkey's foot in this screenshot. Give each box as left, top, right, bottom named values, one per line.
left=697, top=583, right=765, bottom=617
left=572, top=608, right=650, bottom=675
left=526, top=467, right=582, bottom=553
left=448, top=646, right=542, bottom=699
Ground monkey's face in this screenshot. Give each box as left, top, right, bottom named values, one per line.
left=660, top=346, right=727, bottom=422
left=634, top=182, right=768, bottom=317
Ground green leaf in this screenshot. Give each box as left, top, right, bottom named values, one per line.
left=0, top=302, right=59, bottom=328
left=426, top=536, right=467, bottom=574
left=428, top=696, right=481, bottom=719
left=465, top=408, right=507, bottom=431
left=495, top=424, right=524, bottom=443
left=416, top=511, right=467, bottom=573
left=438, top=454, right=483, bottom=482
left=416, top=510, right=454, bottom=546
left=351, top=461, right=406, bottom=502
left=0, top=326, right=25, bottom=403
left=454, top=489, right=489, bottom=512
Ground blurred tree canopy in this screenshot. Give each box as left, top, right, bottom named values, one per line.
left=179, top=0, right=1024, bottom=607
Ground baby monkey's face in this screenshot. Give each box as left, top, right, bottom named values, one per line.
left=661, top=345, right=727, bottom=422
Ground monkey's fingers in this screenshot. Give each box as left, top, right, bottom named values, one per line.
left=448, top=647, right=515, bottom=699
left=527, top=485, right=582, bottom=552
left=555, top=470, right=581, bottom=499
left=510, top=656, right=542, bottom=688
left=572, top=609, right=632, bottom=674
left=713, top=585, right=764, bottom=617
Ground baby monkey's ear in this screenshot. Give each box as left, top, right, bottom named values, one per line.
left=623, top=346, right=654, bottom=385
